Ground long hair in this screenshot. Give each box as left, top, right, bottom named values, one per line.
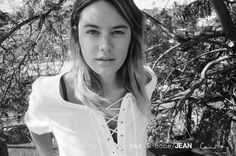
left=69, top=0, right=151, bottom=115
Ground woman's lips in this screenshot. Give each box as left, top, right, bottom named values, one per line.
left=95, top=58, right=115, bottom=64
left=95, top=57, right=115, bottom=61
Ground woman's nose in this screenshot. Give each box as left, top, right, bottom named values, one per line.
left=99, top=35, right=111, bottom=52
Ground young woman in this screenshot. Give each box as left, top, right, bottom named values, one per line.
left=24, top=0, right=157, bottom=156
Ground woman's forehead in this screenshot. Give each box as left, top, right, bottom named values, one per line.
left=78, top=1, right=130, bottom=29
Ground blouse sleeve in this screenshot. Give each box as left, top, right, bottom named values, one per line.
left=144, top=65, right=157, bottom=100
left=24, top=77, right=51, bottom=135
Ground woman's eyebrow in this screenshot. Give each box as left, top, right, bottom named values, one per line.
left=84, top=23, right=99, bottom=28
left=83, top=23, right=128, bottom=29
left=112, top=25, right=128, bottom=29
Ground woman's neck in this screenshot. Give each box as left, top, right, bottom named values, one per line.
left=100, top=74, right=118, bottom=96
left=65, top=71, right=127, bottom=105
left=100, top=74, right=126, bottom=102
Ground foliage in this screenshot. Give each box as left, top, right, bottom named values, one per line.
left=0, top=1, right=72, bottom=148
left=0, top=0, right=70, bottom=128
left=0, top=0, right=236, bottom=156
left=144, top=0, right=236, bottom=155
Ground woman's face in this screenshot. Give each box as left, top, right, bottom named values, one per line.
left=78, top=1, right=131, bottom=80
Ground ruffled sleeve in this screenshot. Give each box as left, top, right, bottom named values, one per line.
left=24, top=77, right=51, bottom=135
left=144, top=65, right=157, bottom=100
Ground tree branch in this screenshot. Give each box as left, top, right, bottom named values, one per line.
left=209, top=0, right=236, bottom=41
left=167, top=55, right=234, bottom=139
left=182, top=48, right=228, bottom=73
left=178, top=55, right=232, bottom=106
left=151, top=31, right=226, bottom=70
left=0, top=0, right=66, bottom=44
left=152, top=43, right=181, bottom=69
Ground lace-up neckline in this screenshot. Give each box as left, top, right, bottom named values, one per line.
left=104, top=97, right=124, bottom=143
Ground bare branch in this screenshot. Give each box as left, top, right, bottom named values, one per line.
left=177, top=55, right=233, bottom=106
left=0, top=0, right=66, bottom=44
left=182, top=48, right=228, bottom=73
left=167, top=55, right=234, bottom=139
left=151, top=32, right=226, bottom=70
left=152, top=43, right=181, bottom=69
left=200, top=55, right=232, bottom=78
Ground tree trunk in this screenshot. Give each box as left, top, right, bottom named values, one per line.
left=209, top=0, right=236, bottom=41
left=0, top=140, right=9, bottom=156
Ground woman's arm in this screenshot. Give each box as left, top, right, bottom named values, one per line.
left=30, top=131, right=54, bottom=156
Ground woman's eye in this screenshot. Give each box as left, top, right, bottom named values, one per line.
left=86, top=30, right=99, bottom=35
left=112, top=31, right=124, bottom=35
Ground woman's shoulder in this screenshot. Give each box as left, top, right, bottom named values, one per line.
left=33, top=74, right=60, bottom=85
left=31, top=74, right=61, bottom=94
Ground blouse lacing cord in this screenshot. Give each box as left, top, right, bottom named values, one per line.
left=104, top=97, right=125, bottom=154
left=105, top=96, right=138, bottom=156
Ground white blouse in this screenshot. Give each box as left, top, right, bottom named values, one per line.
left=24, top=66, right=157, bottom=156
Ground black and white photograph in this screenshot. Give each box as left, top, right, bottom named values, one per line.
left=0, top=0, right=236, bottom=156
